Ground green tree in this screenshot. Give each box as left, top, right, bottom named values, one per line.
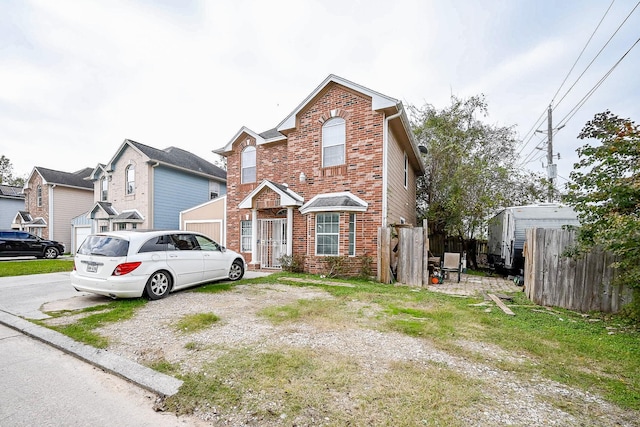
left=565, top=111, right=640, bottom=315
left=0, top=155, right=25, bottom=186
left=410, top=95, right=545, bottom=266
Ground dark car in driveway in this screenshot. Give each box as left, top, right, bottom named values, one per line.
left=0, top=230, right=65, bottom=259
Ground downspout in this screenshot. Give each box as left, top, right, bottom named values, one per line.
left=382, top=105, right=404, bottom=228
left=251, top=208, right=258, bottom=265
left=286, top=207, right=293, bottom=256
left=150, top=162, right=159, bottom=229
left=49, top=184, right=56, bottom=240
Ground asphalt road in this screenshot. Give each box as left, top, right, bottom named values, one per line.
left=0, top=323, right=201, bottom=427
left=0, top=272, right=206, bottom=426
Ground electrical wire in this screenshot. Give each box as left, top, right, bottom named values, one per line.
left=556, top=35, right=640, bottom=128
left=550, top=0, right=615, bottom=105
left=554, top=0, right=640, bottom=110
left=518, top=1, right=639, bottom=167
left=516, top=1, right=616, bottom=158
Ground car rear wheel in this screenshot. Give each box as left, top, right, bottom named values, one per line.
left=43, top=247, right=59, bottom=259
left=228, top=259, right=244, bottom=281
left=145, top=270, right=172, bottom=300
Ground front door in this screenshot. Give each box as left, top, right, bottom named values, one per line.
left=258, top=219, right=286, bottom=269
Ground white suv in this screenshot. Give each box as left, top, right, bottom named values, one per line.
left=71, top=230, right=246, bottom=299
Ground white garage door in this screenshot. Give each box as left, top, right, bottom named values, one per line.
left=185, top=221, right=223, bottom=245
left=74, top=226, right=91, bottom=254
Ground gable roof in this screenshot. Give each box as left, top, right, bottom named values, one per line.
left=29, top=166, right=93, bottom=190
left=106, top=139, right=226, bottom=181
left=215, top=127, right=286, bottom=155
left=277, top=74, right=399, bottom=132
left=299, top=192, right=368, bottom=215
left=239, top=180, right=304, bottom=209
left=213, top=74, right=425, bottom=174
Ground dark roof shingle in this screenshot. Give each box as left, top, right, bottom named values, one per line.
left=128, top=140, right=226, bottom=180
left=36, top=167, right=93, bottom=189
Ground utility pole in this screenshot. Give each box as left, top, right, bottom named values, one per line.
left=546, top=105, right=556, bottom=202
left=536, top=105, right=561, bottom=202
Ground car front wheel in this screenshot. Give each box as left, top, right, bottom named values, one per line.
left=228, top=260, right=244, bottom=281
left=43, top=247, right=59, bottom=259
left=145, top=270, right=172, bottom=300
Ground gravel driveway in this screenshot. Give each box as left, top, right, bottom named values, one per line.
left=53, top=278, right=638, bottom=426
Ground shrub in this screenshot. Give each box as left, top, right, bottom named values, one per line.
left=279, top=254, right=306, bottom=273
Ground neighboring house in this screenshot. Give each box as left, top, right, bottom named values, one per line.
left=1, top=185, right=25, bottom=229
left=15, top=167, right=94, bottom=253
left=87, top=139, right=226, bottom=233
left=214, top=74, right=425, bottom=275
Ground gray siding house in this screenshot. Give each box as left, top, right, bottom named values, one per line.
left=87, top=139, right=227, bottom=232
left=0, top=185, right=25, bottom=229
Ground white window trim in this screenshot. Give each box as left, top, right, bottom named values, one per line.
left=240, top=220, right=252, bottom=253
left=101, top=177, right=108, bottom=201
left=241, top=146, right=256, bottom=184
left=315, top=212, right=340, bottom=256
left=348, top=213, right=356, bottom=257
left=322, top=117, right=346, bottom=168
left=126, top=165, right=135, bottom=195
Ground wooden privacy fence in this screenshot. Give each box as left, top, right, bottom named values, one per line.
left=378, top=226, right=430, bottom=286
left=524, top=228, right=634, bottom=313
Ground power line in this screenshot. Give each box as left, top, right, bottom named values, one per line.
left=550, top=0, right=615, bottom=105
left=518, top=1, right=639, bottom=168
left=516, top=1, right=616, bottom=158
left=556, top=35, right=640, bottom=128
left=554, top=0, right=640, bottom=110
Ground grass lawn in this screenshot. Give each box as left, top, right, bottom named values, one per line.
left=0, top=259, right=74, bottom=277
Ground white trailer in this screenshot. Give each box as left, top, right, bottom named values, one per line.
left=487, top=204, right=580, bottom=274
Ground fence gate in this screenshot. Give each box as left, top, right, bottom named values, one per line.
left=259, top=219, right=286, bottom=269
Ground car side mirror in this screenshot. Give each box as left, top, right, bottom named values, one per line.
left=220, top=246, right=226, bottom=252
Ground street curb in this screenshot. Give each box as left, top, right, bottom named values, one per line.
left=0, top=310, right=183, bottom=397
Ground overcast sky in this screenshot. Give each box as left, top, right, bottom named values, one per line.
left=2, top=0, right=639, bottom=193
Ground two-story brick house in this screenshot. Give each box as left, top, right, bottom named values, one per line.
left=215, top=74, right=425, bottom=275
left=87, top=139, right=226, bottom=232
left=15, top=167, right=94, bottom=253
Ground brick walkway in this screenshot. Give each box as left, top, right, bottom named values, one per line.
left=425, top=273, right=522, bottom=297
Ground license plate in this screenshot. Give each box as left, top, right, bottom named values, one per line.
left=86, top=264, right=98, bottom=273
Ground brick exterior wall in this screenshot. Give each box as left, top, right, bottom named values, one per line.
left=224, top=82, right=416, bottom=277
left=24, top=174, right=50, bottom=238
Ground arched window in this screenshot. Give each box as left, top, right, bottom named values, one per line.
left=322, top=117, right=345, bottom=167
left=126, top=165, right=135, bottom=195
left=36, top=185, right=42, bottom=207
left=101, top=177, right=108, bottom=201
left=241, top=146, right=256, bottom=184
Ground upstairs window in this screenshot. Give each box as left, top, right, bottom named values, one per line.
left=241, top=146, right=256, bottom=183
left=126, top=165, right=135, bottom=195
left=322, top=118, right=345, bottom=167
left=210, top=181, right=220, bottom=199
left=101, top=177, right=108, bottom=201
left=36, top=185, right=42, bottom=207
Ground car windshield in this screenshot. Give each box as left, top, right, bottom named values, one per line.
left=77, top=235, right=129, bottom=257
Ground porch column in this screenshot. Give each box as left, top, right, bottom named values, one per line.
left=250, top=208, right=258, bottom=265
left=286, top=207, right=293, bottom=256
